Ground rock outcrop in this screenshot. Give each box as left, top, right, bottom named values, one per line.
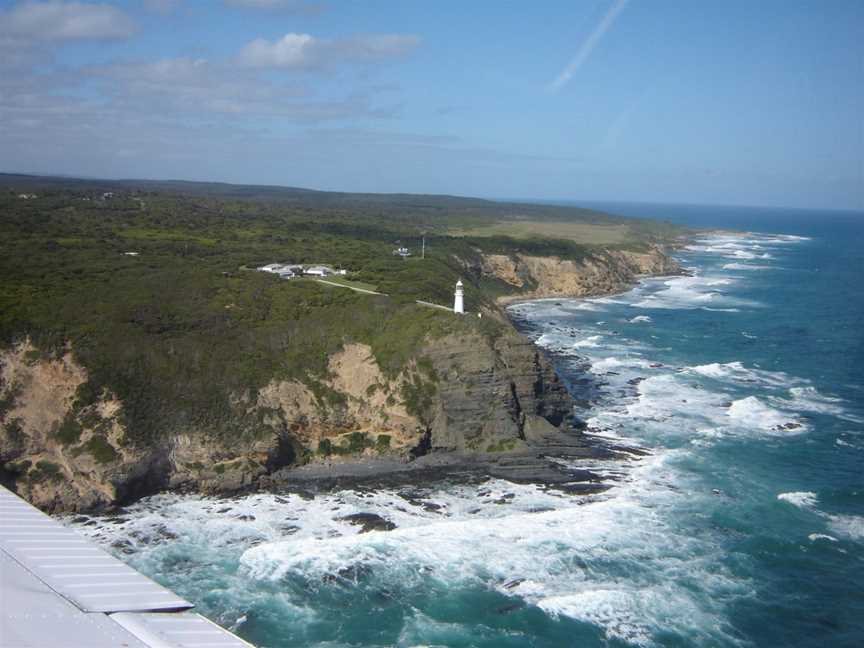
left=475, top=245, right=682, bottom=302
left=424, top=330, right=573, bottom=453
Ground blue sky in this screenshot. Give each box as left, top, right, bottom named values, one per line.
left=1, top=0, right=861, bottom=209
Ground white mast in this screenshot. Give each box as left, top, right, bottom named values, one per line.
left=454, top=279, right=464, bottom=314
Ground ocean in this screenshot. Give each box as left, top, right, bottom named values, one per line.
left=68, top=204, right=864, bottom=647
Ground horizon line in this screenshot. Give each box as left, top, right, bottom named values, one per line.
left=1, top=169, right=860, bottom=215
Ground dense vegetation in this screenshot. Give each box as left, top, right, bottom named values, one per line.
left=0, top=174, right=680, bottom=447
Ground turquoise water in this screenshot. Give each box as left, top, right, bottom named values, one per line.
left=69, top=204, right=864, bottom=647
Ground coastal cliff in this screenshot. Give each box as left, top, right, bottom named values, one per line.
left=473, top=245, right=682, bottom=302
left=0, top=323, right=576, bottom=512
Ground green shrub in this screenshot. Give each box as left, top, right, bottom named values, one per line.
left=317, top=438, right=333, bottom=456
left=0, top=383, right=20, bottom=418
left=30, top=460, right=63, bottom=482
left=345, top=431, right=372, bottom=453
left=3, top=458, right=31, bottom=474
left=82, top=435, right=119, bottom=464
left=53, top=414, right=83, bottom=445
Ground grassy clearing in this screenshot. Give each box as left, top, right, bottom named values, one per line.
left=449, top=220, right=633, bottom=245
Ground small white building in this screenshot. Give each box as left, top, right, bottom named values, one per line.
left=258, top=263, right=284, bottom=273
left=454, top=279, right=465, bottom=314
left=305, top=265, right=334, bottom=277
left=393, top=247, right=411, bottom=257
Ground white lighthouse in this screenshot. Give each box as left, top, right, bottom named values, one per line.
left=454, top=279, right=465, bottom=314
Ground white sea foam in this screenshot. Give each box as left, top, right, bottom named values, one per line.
left=591, top=356, right=655, bottom=372
left=68, top=449, right=747, bottom=647
left=629, top=315, right=652, bottom=323
left=574, top=335, right=603, bottom=349
left=835, top=438, right=860, bottom=449
left=827, top=514, right=864, bottom=541
left=777, top=495, right=864, bottom=543
left=572, top=301, right=602, bottom=311
left=777, top=492, right=819, bottom=509
left=770, top=386, right=847, bottom=418
left=727, top=397, right=806, bottom=434
left=808, top=533, right=838, bottom=542
left=722, top=263, right=771, bottom=271
left=688, top=362, right=802, bottom=390
left=631, top=275, right=757, bottom=311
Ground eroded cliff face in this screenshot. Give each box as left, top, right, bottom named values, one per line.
left=1, top=331, right=574, bottom=512
left=0, top=341, right=153, bottom=511
left=477, top=245, right=682, bottom=302
left=424, top=330, right=573, bottom=453
left=255, top=343, right=426, bottom=455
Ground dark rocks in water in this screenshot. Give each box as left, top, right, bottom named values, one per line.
left=279, top=524, right=300, bottom=535
left=110, top=538, right=135, bottom=554
left=649, top=363, right=664, bottom=368
left=421, top=501, right=444, bottom=513
left=776, top=422, right=802, bottom=431
left=216, top=507, right=232, bottom=514
left=551, top=482, right=608, bottom=496
left=337, top=512, right=396, bottom=533
left=721, top=401, right=733, bottom=408
left=503, top=578, right=525, bottom=590
left=72, top=515, right=97, bottom=526
left=496, top=603, right=525, bottom=615
left=129, top=524, right=177, bottom=544
left=374, top=589, right=395, bottom=602
left=336, top=563, right=373, bottom=583
left=234, top=514, right=255, bottom=522
left=627, top=377, right=645, bottom=386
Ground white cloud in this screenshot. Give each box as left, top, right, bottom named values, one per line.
left=81, top=56, right=393, bottom=121
left=0, top=1, right=135, bottom=41
left=238, top=32, right=420, bottom=69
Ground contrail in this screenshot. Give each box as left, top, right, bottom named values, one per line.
left=549, top=0, right=629, bottom=92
